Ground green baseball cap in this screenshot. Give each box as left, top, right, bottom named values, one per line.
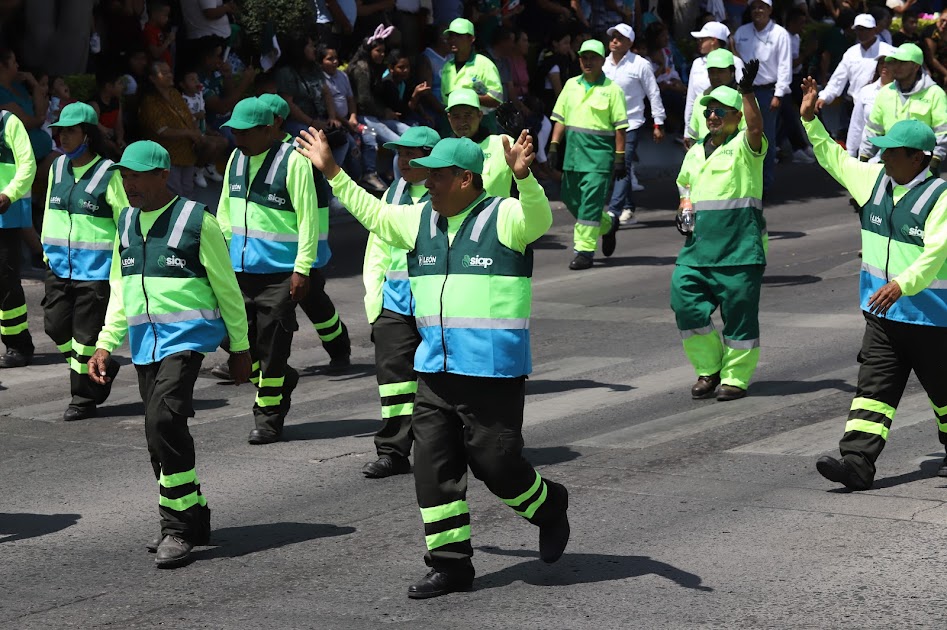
left=705, top=48, right=736, bottom=70
left=578, top=39, right=606, bottom=58
left=50, top=102, right=98, bottom=127
left=258, top=93, right=290, bottom=120
left=699, top=85, right=742, bottom=110
left=109, top=140, right=171, bottom=172
left=886, top=43, right=924, bottom=65
left=869, top=119, right=936, bottom=152
left=221, top=97, right=274, bottom=130
left=446, top=88, right=480, bottom=111
left=409, top=137, right=484, bottom=174
left=383, top=126, right=442, bottom=151
left=444, top=18, right=475, bottom=36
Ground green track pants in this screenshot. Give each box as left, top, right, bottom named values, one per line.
left=560, top=170, right=613, bottom=255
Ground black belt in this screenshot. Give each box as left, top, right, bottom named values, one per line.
left=754, top=82, right=777, bottom=90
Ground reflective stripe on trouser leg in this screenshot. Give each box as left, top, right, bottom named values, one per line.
left=313, top=310, right=344, bottom=342
left=501, top=470, right=549, bottom=519
left=158, top=468, right=207, bottom=512
left=298, top=268, right=351, bottom=359
left=681, top=328, right=725, bottom=377
left=373, top=309, right=420, bottom=459
left=845, top=397, right=895, bottom=441
left=0, top=302, right=28, bottom=336
left=716, top=265, right=763, bottom=389
left=561, top=170, right=611, bottom=254
left=0, top=227, right=32, bottom=350
left=671, top=265, right=723, bottom=376
left=932, top=399, right=947, bottom=442
left=420, top=499, right=471, bottom=550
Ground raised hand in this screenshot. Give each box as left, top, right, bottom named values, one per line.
left=799, top=76, right=819, bottom=122
left=503, top=129, right=534, bottom=180
left=738, top=59, right=760, bottom=94
left=296, top=127, right=340, bottom=178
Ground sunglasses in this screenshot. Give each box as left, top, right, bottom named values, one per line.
left=703, top=107, right=736, bottom=119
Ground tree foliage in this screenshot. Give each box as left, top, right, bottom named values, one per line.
left=238, top=0, right=314, bottom=50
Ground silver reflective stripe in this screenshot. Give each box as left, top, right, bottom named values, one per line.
left=415, top=315, right=530, bottom=330
left=84, top=159, right=113, bottom=194
left=928, top=279, right=947, bottom=289
left=487, top=89, right=504, bottom=101
left=429, top=209, right=439, bottom=239
left=391, top=177, right=408, bottom=203
left=235, top=153, right=247, bottom=177
left=319, top=231, right=329, bottom=242
left=693, top=197, right=763, bottom=211
left=470, top=198, right=501, bottom=243
left=120, top=209, right=135, bottom=248
left=231, top=225, right=299, bottom=242
left=386, top=270, right=409, bottom=280
left=861, top=261, right=886, bottom=279
left=264, top=144, right=291, bottom=185
left=576, top=219, right=600, bottom=226
left=934, top=124, right=947, bottom=134
left=565, top=125, right=615, bottom=137
left=680, top=324, right=715, bottom=339
left=167, top=200, right=198, bottom=248
left=872, top=174, right=890, bottom=207
left=724, top=337, right=760, bottom=350
left=865, top=120, right=884, bottom=132
left=911, top=179, right=947, bottom=215
left=127, top=308, right=221, bottom=326
left=41, top=236, right=112, bottom=250
left=54, top=155, right=66, bottom=185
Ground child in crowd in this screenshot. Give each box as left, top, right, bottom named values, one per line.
left=91, top=67, right=126, bottom=156
left=142, top=0, right=174, bottom=67
left=43, top=75, right=74, bottom=134
left=319, top=45, right=373, bottom=184
left=177, top=68, right=221, bottom=188
left=378, top=49, right=431, bottom=127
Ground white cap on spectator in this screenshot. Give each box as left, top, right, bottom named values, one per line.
left=606, top=24, right=635, bottom=41
left=751, top=0, right=773, bottom=6
left=690, top=22, right=730, bottom=42
left=853, top=14, right=877, bottom=29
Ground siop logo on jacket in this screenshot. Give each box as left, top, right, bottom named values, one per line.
left=157, top=254, right=187, bottom=269
left=901, top=224, right=925, bottom=239
left=462, top=254, right=493, bottom=268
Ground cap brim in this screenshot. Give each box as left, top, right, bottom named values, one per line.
left=690, top=30, right=708, bottom=38
left=49, top=119, right=85, bottom=128
left=885, top=53, right=920, bottom=64
left=221, top=118, right=266, bottom=130
left=409, top=156, right=456, bottom=169
left=108, top=160, right=167, bottom=172
left=443, top=28, right=473, bottom=36
left=384, top=140, right=434, bottom=151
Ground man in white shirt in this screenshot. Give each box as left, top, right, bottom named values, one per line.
left=733, top=0, right=792, bottom=194
left=180, top=0, right=234, bottom=41
left=816, top=14, right=895, bottom=112
left=685, top=21, right=745, bottom=140
left=603, top=23, right=665, bottom=224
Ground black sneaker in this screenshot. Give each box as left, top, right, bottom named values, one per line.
left=407, top=569, right=474, bottom=599
left=816, top=455, right=871, bottom=491
left=362, top=455, right=411, bottom=478
left=0, top=347, right=33, bottom=368
left=601, top=212, right=619, bottom=257
left=325, top=354, right=351, bottom=375
left=155, top=535, right=194, bottom=569
left=568, top=255, right=593, bottom=271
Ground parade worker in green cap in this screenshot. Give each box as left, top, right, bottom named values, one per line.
left=672, top=61, right=766, bottom=403
left=440, top=18, right=504, bottom=112
left=798, top=76, right=947, bottom=492
left=217, top=97, right=320, bottom=445
left=0, top=108, right=36, bottom=369
left=297, top=128, right=570, bottom=599
left=860, top=43, right=947, bottom=168
left=446, top=88, right=513, bottom=197
left=549, top=38, right=628, bottom=271
left=89, top=140, right=251, bottom=568
left=685, top=49, right=747, bottom=146
left=41, top=102, right=128, bottom=421
left=360, top=125, right=440, bottom=480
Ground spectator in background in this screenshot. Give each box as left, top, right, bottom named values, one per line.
left=378, top=49, right=432, bottom=126
left=44, top=76, right=75, bottom=132
left=313, top=0, right=358, bottom=58
left=871, top=6, right=893, bottom=45
left=180, top=0, right=235, bottom=41
left=847, top=54, right=892, bottom=159
left=893, top=10, right=921, bottom=47
left=416, top=24, right=450, bottom=129
left=194, top=36, right=258, bottom=137
left=685, top=21, right=744, bottom=141
left=923, top=11, right=947, bottom=86
left=817, top=9, right=855, bottom=87
left=274, top=35, right=337, bottom=136
left=177, top=66, right=220, bottom=188
left=643, top=21, right=685, bottom=133
left=885, top=0, right=916, bottom=15
left=532, top=25, right=573, bottom=117
left=781, top=7, right=815, bottom=163
left=100, top=0, right=145, bottom=58
left=348, top=33, right=411, bottom=151
left=90, top=66, right=127, bottom=156
left=142, top=0, right=175, bottom=67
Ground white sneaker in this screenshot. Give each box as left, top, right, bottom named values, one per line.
left=204, top=165, right=224, bottom=182
left=619, top=208, right=637, bottom=225
left=194, top=170, right=208, bottom=188
left=793, top=149, right=815, bottom=164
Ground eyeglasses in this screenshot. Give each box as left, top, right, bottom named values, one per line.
left=703, top=107, right=735, bottom=119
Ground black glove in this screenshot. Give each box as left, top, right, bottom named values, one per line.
left=613, top=153, right=627, bottom=180
left=738, top=59, right=760, bottom=94
left=495, top=100, right=526, bottom=137
left=675, top=212, right=688, bottom=236
left=548, top=142, right=562, bottom=170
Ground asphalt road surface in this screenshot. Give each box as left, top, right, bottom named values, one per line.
left=3, top=163, right=946, bottom=629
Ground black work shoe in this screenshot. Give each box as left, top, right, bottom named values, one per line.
left=937, top=456, right=947, bottom=478
left=816, top=455, right=871, bottom=491
left=568, top=255, right=593, bottom=271
left=362, top=455, right=411, bottom=478
left=63, top=405, right=96, bottom=422
left=407, top=569, right=474, bottom=599
left=716, top=385, right=747, bottom=401
left=248, top=428, right=281, bottom=445
left=326, top=354, right=351, bottom=375
left=210, top=362, right=232, bottom=381
left=155, top=535, right=194, bottom=569
left=146, top=534, right=161, bottom=553
left=0, top=348, right=32, bottom=368
left=691, top=373, right=721, bottom=399
left=601, top=213, right=619, bottom=257
left=539, top=486, right=570, bottom=563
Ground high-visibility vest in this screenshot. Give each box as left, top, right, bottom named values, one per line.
left=551, top=74, right=628, bottom=173
left=0, top=110, right=33, bottom=229
left=860, top=171, right=947, bottom=327
left=407, top=195, right=533, bottom=377
left=42, top=155, right=117, bottom=280
left=117, top=198, right=226, bottom=365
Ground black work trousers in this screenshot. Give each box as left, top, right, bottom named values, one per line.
left=371, top=309, right=420, bottom=459
left=43, top=271, right=117, bottom=408
left=297, top=268, right=351, bottom=361
left=137, top=350, right=210, bottom=542
left=413, top=372, right=568, bottom=572
left=0, top=228, right=32, bottom=353
left=840, top=312, right=947, bottom=484
left=239, top=272, right=298, bottom=435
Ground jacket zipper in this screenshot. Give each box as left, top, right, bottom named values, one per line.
left=140, top=223, right=158, bottom=363
left=241, top=181, right=249, bottom=271
left=65, top=178, right=76, bottom=278
left=439, top=245, right=449, bottom=372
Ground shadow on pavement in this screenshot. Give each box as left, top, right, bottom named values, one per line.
left=0, top=512, right=81, bottom=543
left=300, top=363, right=376, bottom=380
left=527, top=379, right=632, bottom=396
left=761, top=274, right=822, bottom=286
left=476, top=547, right=713, bottom=592
left=598, top=255, right=677, bottom=267
left=198, top=522, right=356, bottom=559
left=283, top=418, right=379, bottom=441
left=870, top=456, right=944, bottom=490
left=531, top=234, right=568, bottom=250
left=523, top=446, right=582, bottom=466
left=750, top=379, right=855, bottom=397
left=98, top=398, right=229, bottom=418
left=767, top=231, right=807, bottom=241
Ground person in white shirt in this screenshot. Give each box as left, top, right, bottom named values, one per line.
left=847, top=55, right=892, bottom=159
left=180, top=0, right=235, bottom=41
left=816, top=14, right=895, bottom=112
left=684, top=21, right=744, bottom=140
left=733, top=0, right=792, bottom=193
left=603, top=23, right=665, bottom=225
